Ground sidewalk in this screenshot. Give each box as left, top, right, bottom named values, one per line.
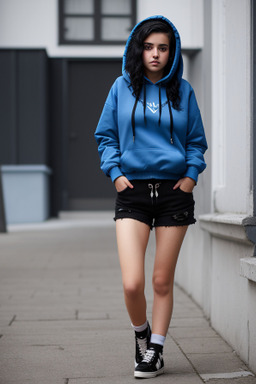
left=0, top=212, right=255, bottom=384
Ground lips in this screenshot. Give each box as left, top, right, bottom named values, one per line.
left=150, top=61, right=160, bottom=64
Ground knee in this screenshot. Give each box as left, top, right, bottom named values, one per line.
left=123, top=281, right=144, bottom=299
left=152, top=275, right=171, bottom=297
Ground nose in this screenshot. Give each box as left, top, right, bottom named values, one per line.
left=153, top=48, right=159, bottom=58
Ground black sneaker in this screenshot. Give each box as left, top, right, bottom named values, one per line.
left=134, top=343, right=164, bottom=379
left=134, top=323, right=151, bottom=368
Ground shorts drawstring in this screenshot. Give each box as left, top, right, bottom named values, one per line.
left=155, top=183, right=160, bottom=198
left=148, top=184, right=154, bottom=204
left=148, top=182, right=161, bottom=204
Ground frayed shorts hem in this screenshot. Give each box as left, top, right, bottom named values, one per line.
left=114, top=215, right=196, bottom=230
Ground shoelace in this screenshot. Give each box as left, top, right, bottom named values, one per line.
left=142, top=348, right=155, bottom=363
left=137, top=336, right=148, bottom=357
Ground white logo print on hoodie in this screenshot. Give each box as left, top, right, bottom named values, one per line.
left=147, top=102, right=159, bottom=114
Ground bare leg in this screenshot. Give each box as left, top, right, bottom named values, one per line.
left=152, top=226, right=188, bottom=336
left=116, top=219, right=151, bottom=326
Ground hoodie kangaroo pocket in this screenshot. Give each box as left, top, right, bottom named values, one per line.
left=121, top=148, right=186, bottom=174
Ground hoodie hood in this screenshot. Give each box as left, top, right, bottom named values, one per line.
left=122, top=15, right=183, bottom=84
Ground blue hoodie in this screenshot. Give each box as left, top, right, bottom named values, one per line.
left=95, top=15, right=207, bottom=183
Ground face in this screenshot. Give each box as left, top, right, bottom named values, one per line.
left=142, top=32, right=170, bottom=82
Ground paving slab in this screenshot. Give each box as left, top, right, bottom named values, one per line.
left=0, top=381, right=64, bottom=384
left=68, top=373, right=203, bottom=384
left=203, top=378, right=256, bottom=384
left=187, top=352, right=249, bottom=374
left=175, top=336, right=233, bottom=354
left=200, top=371, right=255, bottom=382
left=170, top=326, right=219, bottom=339
left=170, top=316, right=211, bottom=328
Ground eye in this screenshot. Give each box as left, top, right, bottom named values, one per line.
left=160, top=47, right=168, bottom=52
left=143, top=44, right=152, bottom=50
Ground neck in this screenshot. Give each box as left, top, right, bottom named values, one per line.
left=144, top=70, right=164, bottom=84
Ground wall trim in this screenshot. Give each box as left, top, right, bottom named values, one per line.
left=199, top=213, right=253, bottom=245
left=1, top=165, right=52, bottom=174
left=240, top=257, right=256, bottom=283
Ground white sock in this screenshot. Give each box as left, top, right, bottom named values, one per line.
left=150, top=333, right=166, bottom=346
left=131, top=320, right=148, bottom=333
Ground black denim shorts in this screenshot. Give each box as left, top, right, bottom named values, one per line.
left=114, top=179, right=196, bottom=229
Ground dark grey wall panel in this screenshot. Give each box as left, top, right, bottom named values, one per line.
left=17, top=51, right=48, bottom=164
left=0, top=49, right=49, bottom=165
left=49, top=59, right=69, bottom=215
left=0, top=51, right=17, bottom=163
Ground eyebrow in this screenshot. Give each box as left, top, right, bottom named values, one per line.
left=143, top=42, right=169, bottom=47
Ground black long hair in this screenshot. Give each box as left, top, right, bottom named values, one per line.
left=125, top=19, right=181, bottom=110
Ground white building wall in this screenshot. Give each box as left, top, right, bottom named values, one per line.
left=0, top=0, right=57, bottom=49
left=0, top=0, right=203, bottom=57
left=211, top=0, right=252, bottom=215
left=137, top=0, right=203, bottom=49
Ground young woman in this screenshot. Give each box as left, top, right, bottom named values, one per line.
left=95, top=15, right=207, bottom=379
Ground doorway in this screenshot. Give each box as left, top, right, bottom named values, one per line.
left=66, top=59, right=122, bottom=210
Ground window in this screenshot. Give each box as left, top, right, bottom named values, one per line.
left=59, top=0, right=137, bottom=45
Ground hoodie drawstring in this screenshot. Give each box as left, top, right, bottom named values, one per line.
left=143, top=81, right=147, bottom=126
left=131, top=84, right=174, bottom=144
left=158, top=85, right=162, bottom=126
left=167, top=89, right=174, bottom=144
left=131, top=96, right=139, bottom=142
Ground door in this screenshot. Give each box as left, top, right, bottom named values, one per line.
left=67, top=59, right=122, bottom=210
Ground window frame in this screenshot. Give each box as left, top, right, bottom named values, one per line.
left=58, top=0, right=137, bottom=45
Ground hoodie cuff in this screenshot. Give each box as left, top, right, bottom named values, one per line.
left=183, top=166, right=199, bottom=184
left=109, top=166, right=123, bottom=182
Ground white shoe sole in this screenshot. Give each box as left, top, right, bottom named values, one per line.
left=134, top=367, right=164, bottom=379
